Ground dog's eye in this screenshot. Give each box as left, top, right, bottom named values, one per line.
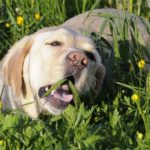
left=85, top=51, right=96, bottom=61
left=45, top=41, right=62, bottom=46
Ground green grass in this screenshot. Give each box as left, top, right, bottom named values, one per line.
left=0, top=0, right=150, bottom=149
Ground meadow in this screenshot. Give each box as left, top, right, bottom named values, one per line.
left=0, top=0, right=150, bottom=149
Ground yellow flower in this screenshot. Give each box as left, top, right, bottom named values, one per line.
left=5, top=23, right=11, bottom=28
left=0, top=140, right=4, bottom=145
left=136, top=131, right=143, bottom=140
left=131, top=94, right=139, bottom=103
left=35, top=13, right=41, bottom=21
left=138, top=59, right=145, bottom=69
left=17, top=16, right=24, bottom=25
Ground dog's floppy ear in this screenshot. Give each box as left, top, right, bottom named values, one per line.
left=2, top=36, right=32, bottom=96
left=95, top=63, right=105, bottom=94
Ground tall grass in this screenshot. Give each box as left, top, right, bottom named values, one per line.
left=0, top=0, right=150, bottom=149
left=0, top=0, right=66, bottom=58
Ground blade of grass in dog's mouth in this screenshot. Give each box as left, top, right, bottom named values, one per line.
left=42, top=79, right=67, bottom=98
left=21, top=79, right=80, bottom=106
left=21, top=79, right=67, bottom=106
left=68, top=81, right=81, bottom=107
left=41, top=79, right=81, bottom=107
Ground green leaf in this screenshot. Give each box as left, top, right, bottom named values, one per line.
left=146, top=72, right=150, bottom=99
left=109, top=108, right=120, bottom=129
left=25, top=126, right=33, bottom=139
left=116, top=82, right=143, bottom=91
left=85, top=134, right=101, bottom=147
left=94, top=12, right=122, bottom=19
left=124, top=96, right=131, bottom=106
left=113, top=93, right=120, bottom=107
left=63, top=105, right=77, bottom=126
left=2, top=114, right=18, bottom=131
left=6, top=8, right=17, bottom=28
left=84, top=0, right=100, bottom=20
left=83, top=105, right=97, bottom=128
left=50, top=115, right=62, bottom=122
left=112, top=24, right=120, bottom=58
left=99, top=18, right=109, bottom=37
left=74, top=104, right=83, bottom=127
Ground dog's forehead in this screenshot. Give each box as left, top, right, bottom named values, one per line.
left=34, top=27, right=95, bottom=51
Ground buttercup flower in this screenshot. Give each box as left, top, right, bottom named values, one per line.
left=131, top=94, right=139, bottom=103
left=5, top=23, right=11, bottom=28
left=136, top=131, right=143, bottom=140
left=138, top=59, right=145, bottom=69
left=35, top=13, right=41, bottom=21
left=17, top=16, right=24, bottom=25
left=0, top=140, right=4, bottom=145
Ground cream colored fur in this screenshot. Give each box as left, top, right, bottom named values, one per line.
left=0, top=26, right=105, bottom=118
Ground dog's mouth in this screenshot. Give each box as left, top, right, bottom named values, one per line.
left=38, top=75, right=75, bottom=109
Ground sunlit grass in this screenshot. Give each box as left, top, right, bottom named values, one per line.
left=0, top=0, right=150, bottom=149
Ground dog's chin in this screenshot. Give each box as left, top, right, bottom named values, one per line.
left=42, top=96, right=71, bottom=115
left=44, top=94, right=72, bottom=110
left=42, top=100, right=65, bottom=115
left=38, top=75, right=75, bottom=114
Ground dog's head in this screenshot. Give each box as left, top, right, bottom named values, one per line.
left=2, top=26, right=105, bottom=116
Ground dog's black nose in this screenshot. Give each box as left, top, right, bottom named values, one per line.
left=67, top=51, right=88, bottom=69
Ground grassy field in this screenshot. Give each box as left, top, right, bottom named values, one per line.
left=0, top=0, right=150, bottom=149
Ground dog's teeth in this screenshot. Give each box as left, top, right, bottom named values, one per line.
left=61, top=84, right=69, bottom=91
left=45, top=86, right=49, bottom=91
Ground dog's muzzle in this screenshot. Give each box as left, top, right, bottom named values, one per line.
left=38, top=76, right=75, bottom=109
left=38, top=51, right=89, bottom=110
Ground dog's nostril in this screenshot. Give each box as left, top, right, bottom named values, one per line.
left=68, top=54, right=79, bottom=62
left=67, top=51, right=88, bottom=68
left=82, top=58, right=88, bottom=66
left=72, top=54, right=78, bottom=61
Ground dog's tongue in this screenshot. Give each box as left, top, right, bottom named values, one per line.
left=51, top=85, right=73, bottom=102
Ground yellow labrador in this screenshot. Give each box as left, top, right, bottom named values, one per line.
left=0, top=26, right=105, bottom=118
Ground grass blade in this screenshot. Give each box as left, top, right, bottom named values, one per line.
left=42, top=79, right=67, bottom=98
left=69, top=81, right=81, bottom=108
